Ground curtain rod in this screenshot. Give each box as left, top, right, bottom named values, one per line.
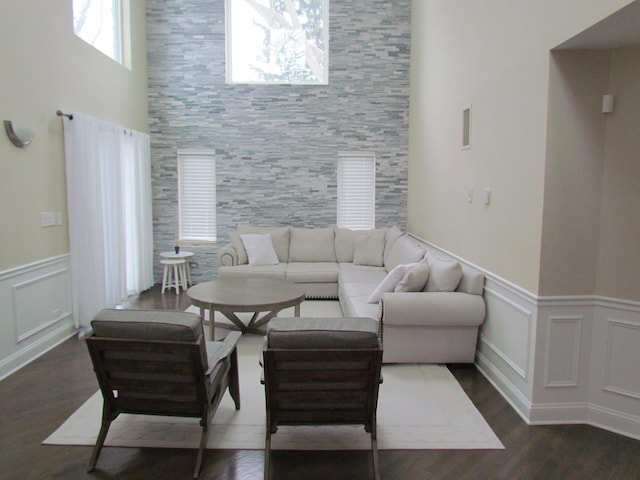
left=56, top=110, right=73, bottom=120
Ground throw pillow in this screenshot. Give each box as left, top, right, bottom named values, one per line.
left=367, top=263, right=417, bottom=304
left=237, top=225, right=290, bottom=262
left=334, top=227, right=356, bottom=263
left=384, top=235, right=426, bottom=271
left=289, top=227, right=337, bottom=262
left=240, top=233, right=279, bottom=266
left=353, top=230, right=386, bottom=267
left=383, top=225, right=403, bottom=265
left=424, top=257, right=462, bottom=292
left=395, top=261, right=430, bottom=292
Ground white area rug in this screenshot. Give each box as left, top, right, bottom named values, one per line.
left=44, top=301, right=503, bottom=451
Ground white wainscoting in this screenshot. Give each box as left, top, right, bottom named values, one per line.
left=0, top=255, right=77, bottom=380
left=412, top=236, right=640, bottom=441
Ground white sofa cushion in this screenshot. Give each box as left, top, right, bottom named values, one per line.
left=289, top=227, right=336, bottom=262
left=353, top=230, right=386, bottom=267
left=338, top=263, right=386, bottom=284
left=237, top=225, right=290, bottom=263
left=340, top=288, right=381, bottom=319
left=334, top=228, right=388, bottom=263
left=218, top=264, right=287, bottom=281
left=334, top=228, right=356, bottom=263
left=285, top=262, right=340, bottom=283
left=395, top=261, right=430, bottom=292
left=384, top=235, right=426, bottom=271
left=241, top=233, right=279, bottom=266
left=367, top=263, right=417, bottom=303
left=424, top=257, right=463, bottom=292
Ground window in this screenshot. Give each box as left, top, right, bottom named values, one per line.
left=226, top=0, right=329, bottom=84
left=337, top=152, right=376, bottom=230
left=73, top=0, right=127, bottom=65
left=178, top=150, right=217, bottom=243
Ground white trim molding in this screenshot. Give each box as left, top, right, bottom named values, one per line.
left=0, top=255, right=77, bottom=380
left=407, top=235, right=640, bottom=441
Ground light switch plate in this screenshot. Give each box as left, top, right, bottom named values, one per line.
left=40, top=212, right=56, bottom=227
left=482, top=189, right=491, bottom=205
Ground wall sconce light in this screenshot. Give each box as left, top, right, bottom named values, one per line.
left=4, top=120, right=34, bottom=148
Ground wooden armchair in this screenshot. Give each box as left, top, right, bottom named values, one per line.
left=262, top=317, right=383, bottom=480
left=85, top=309, right=241, bottom=478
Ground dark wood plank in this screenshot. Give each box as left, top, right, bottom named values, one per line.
left=1, top=284, right=639, bottom=480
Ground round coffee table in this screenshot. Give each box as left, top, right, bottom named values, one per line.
left=187, top=279, right=306, bottom=340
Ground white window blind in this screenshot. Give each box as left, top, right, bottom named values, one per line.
left=178, top=150, right=216, bottom=243
left=337, top=152, right=376, bottom=230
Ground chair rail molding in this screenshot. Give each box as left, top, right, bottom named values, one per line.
left=409, top=235, right=640, bottom=441
left=0, top=254, right=76, bottom=380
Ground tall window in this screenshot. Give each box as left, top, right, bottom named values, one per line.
left=73, top=0, right=125, bottom=65
left=178, top=150, right=217, bottom=243
left=337, top=152, right=376, bottom=230
left=226, top=0, right=329, bottom=84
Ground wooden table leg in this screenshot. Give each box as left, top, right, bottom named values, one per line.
left=209, top=305, right=216, bottom=340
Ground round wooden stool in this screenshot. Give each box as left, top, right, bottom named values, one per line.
left=161, top=258, right=188, bottom=294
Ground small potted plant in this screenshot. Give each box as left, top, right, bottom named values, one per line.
left=174, top=240, right=180, bottom=255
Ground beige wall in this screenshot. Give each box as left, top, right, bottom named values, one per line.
left=0, top=0, right=149, bottom=271
left=409, top=0, right=637, bottom=293
left=596, top=46, right=640, bottom=300
left=539, top=50, right=610, bottom=296
left=540, top=46, right=640, bottom=301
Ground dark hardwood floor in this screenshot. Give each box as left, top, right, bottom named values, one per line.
left=1, top=285, right=639, bottom=480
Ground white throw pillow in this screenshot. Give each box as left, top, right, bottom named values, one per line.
left=240, top=234, right=279, bottom=266
left=353, top=231, right=386, bottom=267
left=424, top=257, right=462, bottom=292
left=367, top=263, right=417, bottom=304
left=395, top=261, right=430, bottom=292
left=384, top=235, right=426, bottom=272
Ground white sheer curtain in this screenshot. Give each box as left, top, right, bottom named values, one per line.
left=63, top=113, right=154, bottom=330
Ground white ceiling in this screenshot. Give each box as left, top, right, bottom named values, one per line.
left=556, top=0, right=640, bottom=49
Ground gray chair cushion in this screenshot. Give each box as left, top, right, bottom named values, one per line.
left=267, top=317, right=380, bottom=349
left=91, top=309, right=203, bottom=342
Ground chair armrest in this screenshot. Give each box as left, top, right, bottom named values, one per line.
left=219, top=243, right=238, bottom=266
left=205, top=331, right=241, bottom=376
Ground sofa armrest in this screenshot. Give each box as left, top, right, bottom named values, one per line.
left=380, top=291, right=486, bottom=327
left=219, top=243, right=238, bottom=266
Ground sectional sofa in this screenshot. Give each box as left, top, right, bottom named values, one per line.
left=218, top=225, right=486, bottom=363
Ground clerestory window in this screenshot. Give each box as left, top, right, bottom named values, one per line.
left=72, top=0, right=129, bottom=66
left=226, top=0, right=329, bottom=85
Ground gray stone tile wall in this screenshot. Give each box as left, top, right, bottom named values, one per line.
left=147, top=0, right=411, bottom=283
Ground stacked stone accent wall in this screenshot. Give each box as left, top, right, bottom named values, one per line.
left=147, top=0, right=411, bottom=283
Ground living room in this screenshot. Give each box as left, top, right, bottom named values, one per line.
left=1, top=0, right=639, bottom=477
